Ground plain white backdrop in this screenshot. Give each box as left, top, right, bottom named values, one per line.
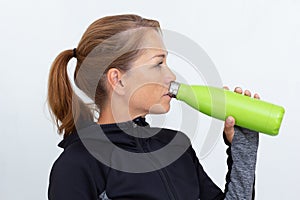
left=1, top=0, right=299, bottom=199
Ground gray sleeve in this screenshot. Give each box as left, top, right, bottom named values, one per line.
left=224, top=127, right=259, bottom=200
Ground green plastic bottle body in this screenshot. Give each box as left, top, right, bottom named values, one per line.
left=176, top=83, right=285, bottom=136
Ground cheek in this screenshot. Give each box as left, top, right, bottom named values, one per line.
left=128, top=84, right=163, bottom=107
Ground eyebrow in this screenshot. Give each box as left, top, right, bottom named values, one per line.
left=150, top=52, right=168, bottom=60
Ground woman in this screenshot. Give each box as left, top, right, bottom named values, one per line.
left=47, top=14, right=259, bottom=200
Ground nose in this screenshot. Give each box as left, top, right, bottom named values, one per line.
left=164, top=65, right=176, bottom=85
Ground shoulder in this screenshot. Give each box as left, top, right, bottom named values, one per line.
left=53, top=141, right=91, bottom=167
left=48, top=139, right=108, bottom=199
left=50, top=139, right=108, bottom=180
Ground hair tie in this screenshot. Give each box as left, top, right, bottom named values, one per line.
left=73, top=48, right=77, bottom=58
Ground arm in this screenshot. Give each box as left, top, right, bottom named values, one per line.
left=190, top=146, right=225, bottom=200
left=193, top=126, right=258, bottom=200
left=223, top=87, right=260, bottom=199
left=223, top=126, right=259, bottom=200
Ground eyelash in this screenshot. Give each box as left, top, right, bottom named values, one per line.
left=156, top=61, right=164, bottom=68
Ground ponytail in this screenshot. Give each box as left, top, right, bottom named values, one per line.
left=47, top=49, right=93, bottom=136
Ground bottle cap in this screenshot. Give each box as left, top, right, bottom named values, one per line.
left=168, top=81, right=180, bottom=98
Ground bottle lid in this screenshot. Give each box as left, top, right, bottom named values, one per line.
left=168, top=81, right=180, bottom=98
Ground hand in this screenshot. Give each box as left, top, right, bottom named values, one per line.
left=223, top=86, right=260, bottom=143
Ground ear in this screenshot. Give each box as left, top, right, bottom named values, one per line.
left=106, top=68, right=126, bottom=96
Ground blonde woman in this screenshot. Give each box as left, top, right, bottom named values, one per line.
left=47, top=14, right=259, bottom=200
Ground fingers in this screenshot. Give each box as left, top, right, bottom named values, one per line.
left=254, top=93, right=260, bottom=99
left=244, top=89, right=251, bottom=97
left=223, top=86, right=229, bottom=90
left=229, top=86, right=261, bottom=99
left=234, top=87, right=251, bottom=97
left=234, top=87, right=243, bottom=94
left=222, top=85, right=261, bottom=144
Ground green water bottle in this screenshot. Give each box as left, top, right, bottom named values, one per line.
left=168, top=81, right=285, bottom=136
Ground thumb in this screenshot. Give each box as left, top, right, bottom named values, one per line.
left=224, top=116, right=235, bottom=143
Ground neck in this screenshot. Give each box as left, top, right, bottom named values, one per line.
left=97, top=98, right=147, bottom=125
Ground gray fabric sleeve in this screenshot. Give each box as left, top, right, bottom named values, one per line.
left=224, top=127, right=259, bottom=200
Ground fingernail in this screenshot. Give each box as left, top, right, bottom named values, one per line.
left=226, top=118, right=233, bottom=124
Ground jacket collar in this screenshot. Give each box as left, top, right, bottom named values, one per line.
left=58, top=116, right=149, bottom=149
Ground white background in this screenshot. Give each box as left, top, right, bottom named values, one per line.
left=1, top=0, right=299, bottom=199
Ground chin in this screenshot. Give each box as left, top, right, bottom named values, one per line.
left=148, top=104, right=170, bottom=114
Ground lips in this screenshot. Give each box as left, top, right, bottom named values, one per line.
left=163, top=93, right=172, bottom=98
left=163, top=89, right=172, bottom=98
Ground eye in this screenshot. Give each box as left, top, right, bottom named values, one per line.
left=155, top=61, right=164, bottom=68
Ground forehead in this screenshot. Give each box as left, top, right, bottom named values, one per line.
left=139, top=29, right=166, bottom=53
left=129, top=29, right=167, bottom=68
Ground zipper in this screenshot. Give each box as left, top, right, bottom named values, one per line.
left=145, top=138, right=179, bottom=200
left=132, top=122, right=179, bottom=200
